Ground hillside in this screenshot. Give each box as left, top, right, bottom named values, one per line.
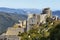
left=0, top=12, right=27, bottom=34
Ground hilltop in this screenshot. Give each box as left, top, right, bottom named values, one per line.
left=0, top=7, right=60, bottom=34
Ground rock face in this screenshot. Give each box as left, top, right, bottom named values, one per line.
left=0, top=12, right=27, bottom=34
left=5, top=27, right=24, bottom=35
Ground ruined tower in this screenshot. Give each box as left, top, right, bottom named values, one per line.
left=42, top=8, right=52, bottom=18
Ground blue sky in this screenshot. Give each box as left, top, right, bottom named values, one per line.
left=0, top=0, right=60, bottom=10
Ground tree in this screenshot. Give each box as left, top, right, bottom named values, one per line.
left=50, top=22, right=60, bottom=40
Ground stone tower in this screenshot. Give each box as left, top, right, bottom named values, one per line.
left=42, top=8, right=52, bottom=18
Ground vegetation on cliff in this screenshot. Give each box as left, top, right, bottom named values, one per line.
left=18, top=18, right=60, bottom=40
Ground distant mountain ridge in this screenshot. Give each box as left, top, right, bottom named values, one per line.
left=52, top=10, right=60, bottom=17
left=0, top=7, right=60, bottom=17
left=0, top=7, right=41, bottom=14
left=0, top=7, right=26, bottom=14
